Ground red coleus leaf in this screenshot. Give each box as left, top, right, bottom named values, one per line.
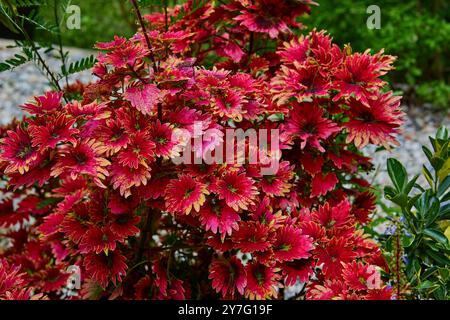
left=84, top=251, right=127, bottom=288
left=124, top=84, right=164, bottom=115
left=223, top=41, right=245, bottom=63
left=209, top=257, right=247, bottom=298
left=272, top=226, right=313, bottom=262
left=311, top=172, right=338, bottom=198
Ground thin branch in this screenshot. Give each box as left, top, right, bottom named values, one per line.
left=248, top=32, right=254, bottom=56
left=130, top=0, right=157, bottom=72
left=395, top=228, right=402, bottom=299
left=164, top=0, right=168, bottom=32
left=23, top=28, right=67, bottom=101
left=288, top=282, right=308, bottom=300
left=135, top=207, right=156, bottom=264
left=54, top=0, right=69, bottom=88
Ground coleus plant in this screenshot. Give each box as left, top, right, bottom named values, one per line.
left=0, top=0, right=403, bottom=300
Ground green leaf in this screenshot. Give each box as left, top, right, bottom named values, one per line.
left=417, top=280, right=436, bottom=290
left=430, top=157, right=445, bottom=173
left=439, top=268, right=450, bottom=281
left=424, top=228, right=449, bottom=246
left=433, top=286, right=447, bottom=300
left=0, top=52, right=32, bottom=72
left=438, top=158, right=450, bottom=182
left=401, top=234, right=415, bottom=248
left=440, top=203, right=450, bottom=219
left=37, top=197, right=62, bottom=209
left=436, top=126, right=449, bottom=141
left=426, top=248, right=450, bottom=265
left=19, top=13, right=58, bottom=34
left=407, top=193, right=420, bottom=212
left=422, top=165, right=434, bottom=189
left=384, top=185, right=408, bottom=207
left=415, top=191, right=440, bottom=225
left=421, top=266, right=438, bottom=280
left=406, top=256, right=420, bottom=279
left=414, top=183, right=426, bottom=193
left=384, top=185, right=397, bottom=198
left=61, top=55, right=96, bottom=77
left=267, top=113, right=284, bottom=121
left=11, top=0, right=45, bottom=8
left=439, top=140, right=449, bottom=160
left=404, top=174, right=420, bottom=195
left=422, top=146, right=433, bottom=164
left=387, top=158, right=407, bottom=192
left=441, top=190, right=450, bottom=203
left=438, top=175, right=450, bottom=197
left=0, top=3, right=20, bottom=34
left=429, top=136, right=438, bottom=153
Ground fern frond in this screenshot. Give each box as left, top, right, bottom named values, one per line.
left=19, top=13, right=58, bottom=33
left=137, top=0, right=164, bottom=6
left=10, top=0, right=45, bottom=8
left=0, top=53, right=31, bottom=72
left=60, top=55, right=96, bottom=77
left=0, top=2, right=21, bottom=33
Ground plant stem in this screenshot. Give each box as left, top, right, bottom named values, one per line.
left=395, top=231, right=402, bottom=299
left=130, top=0, right=157, bottom=72
left=23, top=29, right=67, bottom=102
left=135, top=207, right=160, bottom=264
left=157, top=103, right=163, bottom=122
left=54, top=0, right=69, bottom=88
left=3, top=0, right=67, bottom=101
left=163, top=0, right=169, bottom=57
left=248, top=32, right=254, bottom=56
left=288, top=282, right=308, bottom=300
left=164, top=0, right=168, bottom=32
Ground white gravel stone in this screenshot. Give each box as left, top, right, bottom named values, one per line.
left=0, top=39, right=93, bottom=125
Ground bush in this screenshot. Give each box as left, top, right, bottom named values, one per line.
left=35, top=0, right=136, bottom=49
left=380, top=127, right=450, bottom=299
left=0, top=0, right=403, bottom=300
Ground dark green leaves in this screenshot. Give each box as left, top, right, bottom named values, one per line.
left=387, top=158, right=407, bottom=192
left=60, top=55, right=96, bottom=77
left=384, top=158, right=418, bottom=207
left=384, top=127, right=450, bottom=299
left=11, top=0, right=45, bottom=7
left=0, top=52, right=32, bottom=72
left=423, top=229, right=449, bottom=247
left=415, top=191, right=440, bottom=223
left=437, top=175, right=450, bottom=197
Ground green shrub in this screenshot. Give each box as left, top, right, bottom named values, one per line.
left=382, top=126, right=450, bottom=299
left=36, top=0, right=136, bottom=49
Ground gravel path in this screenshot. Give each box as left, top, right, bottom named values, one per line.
left=1, top=38, right=449, bottom=186
left=0, top=39, right=92, bottom=125
left=366, top=106, right=450, bottom=186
